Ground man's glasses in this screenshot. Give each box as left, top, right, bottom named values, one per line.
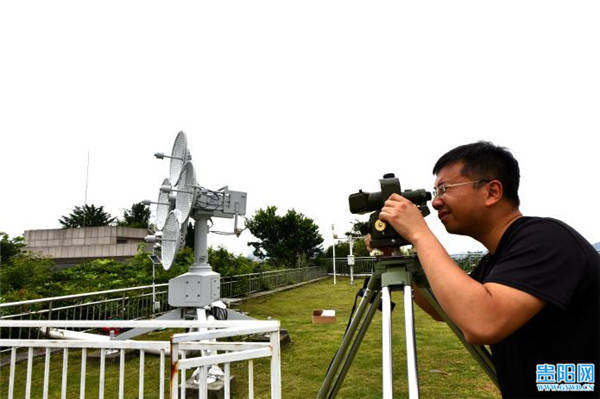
left=433, top=180, right=490, bottom=198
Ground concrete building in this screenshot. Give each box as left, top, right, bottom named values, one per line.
left=24, top=226, right=151, bottom=267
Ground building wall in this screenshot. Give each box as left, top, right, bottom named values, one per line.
left=24, top=226, right=151, bottom=267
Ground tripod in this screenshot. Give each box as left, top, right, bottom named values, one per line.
left=317, top=254, right=498, bottom=399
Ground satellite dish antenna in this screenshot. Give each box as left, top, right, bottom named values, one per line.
left=170, top=131, right=189, bottom=184
left=174, top=161, right=197, bottom=223
left=142, top=178, right=176, bottom=230
left=138, top=131, right=251, bottom=392
left=153, top=131, right=191, bottom=185
left=174, top=149, right=193, bottom=185
left=156, top=178, right=175, bottom=228
left=160, top=210, right=182, bottom=270
left=159, top=161, right=198, bottom=224
left=147, top=130, right=247, bottom=308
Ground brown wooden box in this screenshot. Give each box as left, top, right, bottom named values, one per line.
left=312, top=309, right=336, bottom=324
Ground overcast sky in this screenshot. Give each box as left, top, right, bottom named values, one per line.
left=1, top=1, right=598, bottom=258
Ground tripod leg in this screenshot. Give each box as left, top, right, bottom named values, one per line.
left=419, top=287, right=498, bottom=388
left=317, top=277, right=379, bottom=399
left=328, top=291, right=382, bottom=398
left=382, top=286, right=394, bottom=399
left=403, top=284, right=420, bottom=398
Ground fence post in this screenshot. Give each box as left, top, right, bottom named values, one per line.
left=270, top=330, right=282, bottom=399
left=170, top=342, right=179, bottom=399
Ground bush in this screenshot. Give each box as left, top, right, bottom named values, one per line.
left=0, top=242, right=282, bottom=302
left=0, top=252, right=57, bottom=302
left=208, top=246, right=258, bottom=277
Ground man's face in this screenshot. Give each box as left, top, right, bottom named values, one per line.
left=432, top=161, right=487, bottom=236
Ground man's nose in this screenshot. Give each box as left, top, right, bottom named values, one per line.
left=432, top=196, right=444, bottom=210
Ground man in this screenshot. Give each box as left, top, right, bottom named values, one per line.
left=377, top=141, right=599, bottom=398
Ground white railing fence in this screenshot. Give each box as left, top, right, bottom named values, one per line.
left=171, top=326, right=281, bottom=399
left=0, top=284, right=170, bottom=342
left=0, top=266, right=326, bottom=344
left=0, top=320, right=281, bottom=399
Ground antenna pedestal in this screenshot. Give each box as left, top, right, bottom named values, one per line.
left=168, top=215, right=221, bottom=307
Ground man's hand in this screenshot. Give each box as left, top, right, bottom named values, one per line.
left=378, top=193, right=431, bottom=245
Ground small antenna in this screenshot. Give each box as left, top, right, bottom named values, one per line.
left=84, top=150, right=90, bottom=205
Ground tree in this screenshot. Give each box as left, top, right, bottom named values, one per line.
left=345, top=219, right=369, bottom=237
left=324, top=239, right=370, bottom=258
left=245, top=206, right=324, bottom=266
left=58, top=204, right=116, bottom=228
left=322, top=218, right=370, bottom=258
left=208, top=246, right=256, bottom=276
left=118, top=202, right=151, bottom=229
left=0, top=232, right=25, bottom=264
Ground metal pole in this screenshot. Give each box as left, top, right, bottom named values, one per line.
left=270, top=330, right=282, bottom=399
left=152, top=259, right=156, bottom=312
left=171, top=343, right=180, bottom=399
left=381, top=287, right=393, bottom=399
left=192, top=216, right=211, bottom=272
left=331, top=225, right=336, bottom=285
left=349, top=237, right=354, bottom=285
left=198, top=366, right=207, bottom=399
left=404, top=284, right=420, bottom=398
left=85, top=150, right=90, bottom=205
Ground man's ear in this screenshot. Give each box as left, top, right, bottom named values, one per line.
left=485, top=180, right=503, bottom=206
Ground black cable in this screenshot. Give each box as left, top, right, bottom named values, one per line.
left=207, top=306, right=228, bottom=320
left=343, top=277, right=371, bottom=336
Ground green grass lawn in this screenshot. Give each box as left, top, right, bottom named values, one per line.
left=0, top=277, right=500, bottom=398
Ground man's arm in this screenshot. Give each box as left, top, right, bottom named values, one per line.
left=379, top=194, right=545, bottom=345
left=413, top=233, right=545, bottom=344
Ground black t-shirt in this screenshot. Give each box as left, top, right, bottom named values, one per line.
left=469, top=217, right=599, bottom=398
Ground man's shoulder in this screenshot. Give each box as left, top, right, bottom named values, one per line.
left=510, top=216, right=570, bottom=231
left=489, top=216, right=598, bottom=309
left=507, top=216, right=596, bottom=254
left=502, top=216, right=587, bottom=248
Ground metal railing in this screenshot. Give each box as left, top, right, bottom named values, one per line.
left=0, top=266, right=327, bottom=342
left=171, top=321, right=281, bottom=399
left=319, top=257, right=378, bottom=276
left=0, top=284, right=170, bottom=341
left=0, top=319, right=281, bottom=399
left=220, top=266, right=327, bottom=298
left=321, top=253, right=489, bottom=276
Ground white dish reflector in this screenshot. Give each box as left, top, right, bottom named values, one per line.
left=169, top=131, right=188, bottom=185
left=161, top=210, right=182, bottom=270
left=156, top=178, right=173, bottom=229
left=175, top=161, right=197, bottom=223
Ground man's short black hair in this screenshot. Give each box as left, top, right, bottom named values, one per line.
left=433, top=141, right=520, bottom=207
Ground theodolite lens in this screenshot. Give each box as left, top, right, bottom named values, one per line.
left=348, top=190, right=382, bottom=214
